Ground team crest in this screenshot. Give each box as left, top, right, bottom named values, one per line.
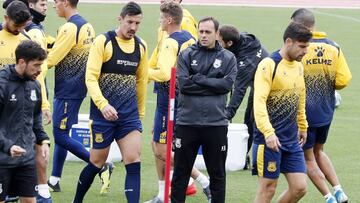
left=213, top=59, right=222, bottom=68
left=159, top=131, right=167, bottom=144
left=95, top=133, right=104, bottom=143
left=30, top=90, right=37, bottom=101
left=175, top=138, right=182, bottom=148
left=267, top=162, right=277, bottom=172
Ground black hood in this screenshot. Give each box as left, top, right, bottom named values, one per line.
left=30, top=8, right=46, bottom=25
left=229, top=32, right=262, bottom=57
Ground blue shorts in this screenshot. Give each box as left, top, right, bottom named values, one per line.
left=252, top=143, right=306, bottom=179
left=153, top=106, right=168, bottom=144
left=303, top=124, right=331, bottom=150
left=90, top=119, right=142, bottom=149
left=53, top=98, right=83, bottom=130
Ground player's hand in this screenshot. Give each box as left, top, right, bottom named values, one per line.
left=265, top=134, right=281, bottom=152
left=42, top=109, right=52, bottom=125
left=41, top=143, right=50, bottom=163
left=10, top=145, right=26, bottom=157
left=298, top=131, right=307, bottom=147
left=101, top=104, right=118, bottom=121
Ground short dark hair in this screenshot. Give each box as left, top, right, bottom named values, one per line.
left=283, top=22, right=312, bottom=43
left=16, top=40, right=47, bottom=63
left=6, top=1, right=31, bottom=25
left=160, top=2, right=183, bottom=25
left=290, top=8, right=315, bottom=28
left=66, top=0, right=79, bottom=8
left=28, top=0, right=43, bottom=4
left=2, top=0, right=29, bottom=9
left=198, top=16, right=219, bottom=32
left=219, top=25, right=240, bottom=43
left=120, top=1, right=142, bottom=18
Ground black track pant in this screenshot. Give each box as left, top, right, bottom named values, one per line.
left=171, top=125, right=228, bottom=203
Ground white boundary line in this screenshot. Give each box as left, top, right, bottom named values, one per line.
left=64, top=0, right=360, bottom=9
left=312, top=9, right=360, bottom=23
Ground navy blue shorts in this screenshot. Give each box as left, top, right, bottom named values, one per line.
left=153, top=105, right=168, bottom=144
left=252, top=143, right=306, bottom=179
left=53, top=98, right=83, bottom=130
left=0, top=164, right=37, bottom=201
left=90, top=119, right=142, bottom=149
left=303, top=124, right=331, bottom=150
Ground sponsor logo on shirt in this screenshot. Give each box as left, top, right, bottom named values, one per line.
left=305, top=46, right=332, bottom=65
left=10, top=94, right=17, bottom=102
left=191, top=60, right=198, bottom=66
left=239, top=61, right=245, bottom=67
left=116, top=60, right=138, bottom=67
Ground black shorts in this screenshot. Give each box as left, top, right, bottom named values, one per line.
left=0, top=164, right=37, bottom=201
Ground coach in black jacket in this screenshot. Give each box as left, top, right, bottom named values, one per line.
left=0, top=40, right=49, bottom=202
left=171, top=17, right=237, bottom=203
left=219, top=25, right=269, bottom=169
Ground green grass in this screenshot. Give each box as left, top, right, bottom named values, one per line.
left=2, top=3, right=360, bottom=202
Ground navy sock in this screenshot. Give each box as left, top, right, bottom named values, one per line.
left=125, top=162, right=141, bottom=203
left=73, top=163, right=101, bottom=203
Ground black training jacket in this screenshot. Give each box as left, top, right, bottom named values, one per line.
left=176, top=41, right=237, bottom=126
left=225, top=33, right=269, bottom=119
left=0, top=65, right=49, bottom=168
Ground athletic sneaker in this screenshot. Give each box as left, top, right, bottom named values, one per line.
left=334, top=189, right=348, bottom=203
left=185, top=181, right=197, bottom=196
left=36, top=195, right=53, bottom=203
left=99, top=162, right=114, bottom=194
left=143, top=196, right=164, bottom=203
left=203, top=185, right=211, bottom=201
left=47, top=180, right=61, bottom=192
left=4, top=196, right=19, bottom=203
left=325, top=196, right=337, bottom=203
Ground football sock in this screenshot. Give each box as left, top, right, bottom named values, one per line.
left=196, top=173, right=210, bottom=188
left=38, top=184, right=51, bottom=198
left=125, top=162, right=141, bottom=203
left=157, top=180, right=165, bottom=201
left=73, top=162, right=101, bottom=203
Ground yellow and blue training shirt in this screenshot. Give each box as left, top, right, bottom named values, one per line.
left=253, top=51, right=308, bottom=145
left=48, top=14, right=95, bottom=99
left=86, top=31, right=148, bottom=121
left=0, top=25, right=29, bottom=69
left=26, top=23, right=50, bottom=111
left=148, top=8, right=198, bottom=70
left=302, top=31, right=352, bottom=127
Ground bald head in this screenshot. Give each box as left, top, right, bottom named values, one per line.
left=291, top=8, right=315, bottom=28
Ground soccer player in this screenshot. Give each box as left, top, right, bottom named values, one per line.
left=0, top=2, right=53, bottom=202
left=0, top=40, right=49, bottom=203
left=145, top=2, right=210, bottom=203
left=72, top=2, right=148, bottom=203
left=291, top=8, right=352, bottom=203
left=0, top=1, right=30, bottom=69
left=218, top=25, right=269, bottom=170
left=171, top=17, right=237, bottom=203
left=46, top=0, right=112, bottom=194
left=252, top=22, right=311, bottom=203
left=26, top=0, right=54, bottom=201
left=148, top=0, right=209, bottom=200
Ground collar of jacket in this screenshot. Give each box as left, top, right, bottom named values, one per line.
left=195, top=40, right=223, bottom=51
left=30, top=8, right=46, bottom=25
left=9, top=65, right=30, bottom=82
